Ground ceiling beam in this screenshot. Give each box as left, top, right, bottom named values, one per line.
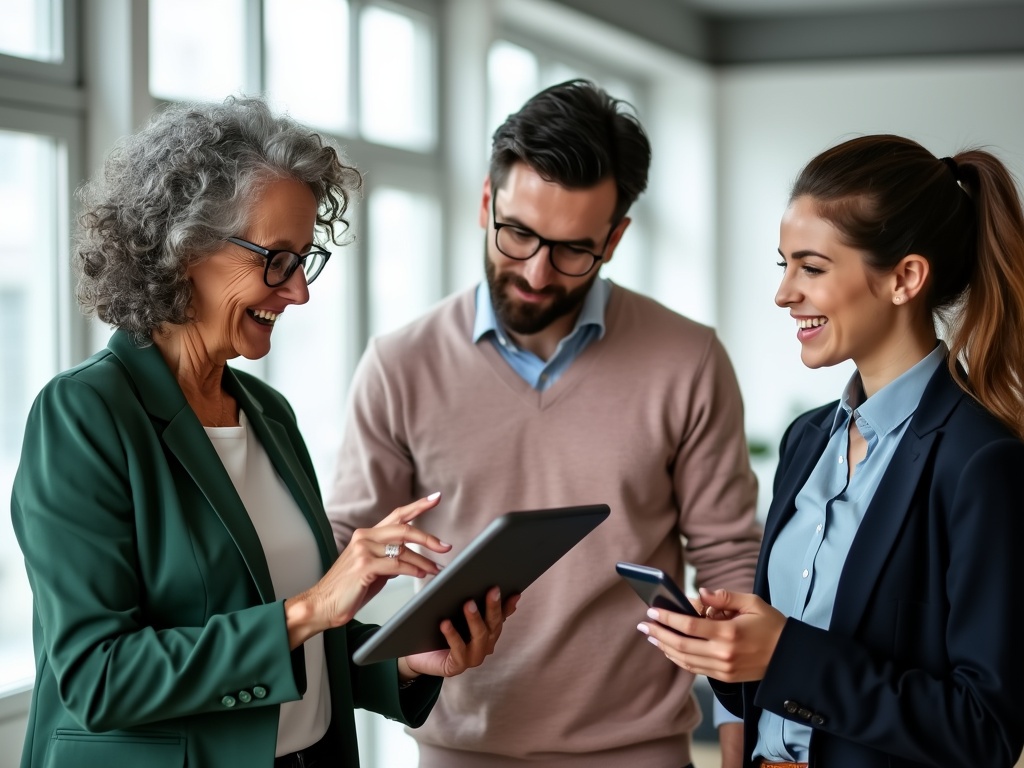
left=546, top=0, right=1024, bottom=64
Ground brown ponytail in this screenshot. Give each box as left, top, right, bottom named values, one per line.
left=944, top=151, right=1024, bottom=436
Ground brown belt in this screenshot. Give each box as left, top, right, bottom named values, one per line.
left=759, top=762, right=808, bottom=768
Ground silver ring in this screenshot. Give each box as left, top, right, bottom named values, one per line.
left=384, top=543, right=401, bottom=559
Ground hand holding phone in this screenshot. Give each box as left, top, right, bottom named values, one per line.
left=615, top=562, right=703, bottom=619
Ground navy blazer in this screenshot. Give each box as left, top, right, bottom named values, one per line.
left=713, top=363, right=1024, bottom=767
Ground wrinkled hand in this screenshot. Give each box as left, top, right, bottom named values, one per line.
left=400, top=587, right=521, bottom=679
left=284, top=494, right=451, bottom=648
left=637, top=588, right=786, bottom=683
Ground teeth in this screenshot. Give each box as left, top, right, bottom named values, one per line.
left=797, top=317, right=827, bottom=329
left=252, top=309, right=279, bottom=324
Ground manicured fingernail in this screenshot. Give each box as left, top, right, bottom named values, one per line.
left=467, top=601, right=478, bottom=613
left=647, top=636, right=659, bottom=647
left=646, top=608, right=659, bottom=621
left=427, top=491, right=441, bottom=501
left=439, top=540, right=451, bottom=548
left=491, top=587, right=501, bottom=601
left=636, top=623, right=649, bottom=635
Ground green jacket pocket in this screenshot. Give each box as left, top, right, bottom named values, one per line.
left=46, top=729, right=185, bottom=768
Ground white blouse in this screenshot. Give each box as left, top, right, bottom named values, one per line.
left=206, top=410, right=331, bottom=756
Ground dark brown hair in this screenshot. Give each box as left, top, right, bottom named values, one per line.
left=489, top=79, right=651, bottom=223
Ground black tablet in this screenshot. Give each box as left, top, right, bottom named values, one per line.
left=351, top=503, right=610, bottom=665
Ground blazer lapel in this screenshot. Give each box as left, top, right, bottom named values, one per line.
left=829, top=365, right=962, bottom=636
left=107, top=331, right=277, bottom=602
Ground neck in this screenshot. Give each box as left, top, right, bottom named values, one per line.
left=506, top=306, right=583, bottom=361
left=857, top=323, right=937, bottom=398
left=153, top=325, right=235, bottom=426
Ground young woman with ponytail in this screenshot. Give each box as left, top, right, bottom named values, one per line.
left=635, top=135, right=1024, bottom=768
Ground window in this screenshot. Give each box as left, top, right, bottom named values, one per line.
left=368, top=187, right=441, bottom=337
left=0, top=128, right=65, bottom=694
left=359, top=4, right=435, bottom=151
left=0, top=0, right=61, bottom=62
left=149, top=0, right=248, bottom=102
left=265, top=0, right=351, bottom=132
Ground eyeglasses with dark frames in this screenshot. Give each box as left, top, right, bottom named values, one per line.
left=226, top=236, right=331, bottom=287
left=490, top=196, right=615, bottom=277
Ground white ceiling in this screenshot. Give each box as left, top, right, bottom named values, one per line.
left=682, top=0, right=1024, bottom=16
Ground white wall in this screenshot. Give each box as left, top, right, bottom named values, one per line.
left=716, top=56, right=1024, bottom=462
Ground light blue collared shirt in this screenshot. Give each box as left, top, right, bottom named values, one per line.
left=754, top=343, right=946, bottom=763
left=472, top=277, right=611, bottom=391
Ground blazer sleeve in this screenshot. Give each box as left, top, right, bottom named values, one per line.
left=754, top=437, right=1024, bottom=765
left=11, top=375, right=305, bottom=732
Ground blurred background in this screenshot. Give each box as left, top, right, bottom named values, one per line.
left=2, top=0, right=1023, bottom=764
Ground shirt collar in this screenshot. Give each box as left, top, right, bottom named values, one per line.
left=829, top=342, right=947, bottom=437
left=472, top=277, right=611, bottom=347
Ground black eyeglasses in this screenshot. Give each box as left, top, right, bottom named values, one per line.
left=226, top=236, right=331, bottom=287
left=491, top=197, right=615, bottom=277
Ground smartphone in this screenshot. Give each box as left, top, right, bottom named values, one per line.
left=615, top=561, right=702, bottom=618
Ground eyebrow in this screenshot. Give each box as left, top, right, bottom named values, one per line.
left=778, top=248, right=834, bottom=262
left=495, top=207, right=601, bottom=249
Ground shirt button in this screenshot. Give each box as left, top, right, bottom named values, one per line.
left=802, top=569, right=809, bottom=578
left=838, top=456, right=844, bottom=464
left=816, top=524, right=822, bottom=533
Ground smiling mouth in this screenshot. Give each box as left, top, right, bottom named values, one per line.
left=247, top=308, right=280, bottom=326
left=797, top=317, right=827, bottom=329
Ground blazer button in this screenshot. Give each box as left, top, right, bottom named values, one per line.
left=812, top=715, right=826, bottom=726
left=783, top=700, right=799, bottom=714
left=238, top=690, right=253, bottom=704
left=221, top=695, right=237, bottom=708
left=253, top=686, right=268, bottom=699
left=797, top=707, right=813, bottom=720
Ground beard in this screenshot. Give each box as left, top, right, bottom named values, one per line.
left=484, top=246, right=598, bottom=336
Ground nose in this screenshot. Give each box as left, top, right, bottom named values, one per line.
left=522, top=245, right=557, bottom=289
left=775, top=265, right=796, bottom=308
left=278, top=269, right=311, bottom=305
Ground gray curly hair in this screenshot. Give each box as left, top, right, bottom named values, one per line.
left=74, top=95, right=361, bottom=346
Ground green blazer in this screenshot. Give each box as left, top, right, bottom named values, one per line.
left=11, top=330, right=441, bottom=768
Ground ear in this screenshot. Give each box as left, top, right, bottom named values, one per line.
left=891, top=253, right=930, bottom=303
left=479, top=176, right=492, bottom=230
left=599, top=217, right=632, bottom=268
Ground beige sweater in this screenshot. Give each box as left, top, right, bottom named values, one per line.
left=328, top=285, right=761, bottom=767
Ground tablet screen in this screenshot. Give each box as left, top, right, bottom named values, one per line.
left=351, top=503, right=610, bottom=665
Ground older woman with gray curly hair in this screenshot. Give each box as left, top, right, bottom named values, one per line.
left=11, top=96, right=516, bottom=768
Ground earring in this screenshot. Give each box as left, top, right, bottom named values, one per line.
left=894, top=296, right=902, bottom=304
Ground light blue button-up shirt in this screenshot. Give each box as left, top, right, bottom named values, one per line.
left=472, top=277, right=611, bottom=391
left=754, top=343, right=946, bottom=763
